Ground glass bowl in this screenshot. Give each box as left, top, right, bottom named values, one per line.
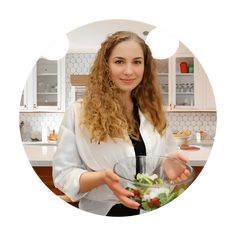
left=113, top=156, right=195, bottom=211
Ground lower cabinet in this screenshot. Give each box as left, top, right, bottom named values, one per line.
left=192, top=166, right=204, bottom=179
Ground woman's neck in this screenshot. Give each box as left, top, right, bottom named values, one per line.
left=120, top=92, right=134, bottom=119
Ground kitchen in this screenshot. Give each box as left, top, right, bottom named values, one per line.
left=19, top=19, right=216, bottom=206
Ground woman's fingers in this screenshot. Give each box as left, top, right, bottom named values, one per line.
left=172, top=168, right=191, bottom=183
left=163, top=158, right=186, bottom=180
left=110, top=181, right=133, bottom=197
left=118, top=195, right=140, bottom=209
left=112, top=183, right=139, bottom=209
left=104, top=169, right=139, bottom=209
left=163, top=152, right=192, bottom=182
left=184, top=168, right=191, bottom=177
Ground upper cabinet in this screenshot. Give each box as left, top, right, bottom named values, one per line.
left=20, top=58, right=65, bottom=112
left=156, top=43, right=216, bottom=111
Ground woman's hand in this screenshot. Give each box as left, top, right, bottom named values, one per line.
left=163, top=152, right=191, bottom=183
left=103, top=169, right=140, bottom=209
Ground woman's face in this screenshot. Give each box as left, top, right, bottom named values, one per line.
left=108, top=40, right=144, bottom=94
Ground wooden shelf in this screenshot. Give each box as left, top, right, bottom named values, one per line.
left=70, top=74, right=89, bottom=86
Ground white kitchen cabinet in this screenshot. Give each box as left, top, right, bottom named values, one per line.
left=195, top=58, right=216, bottom=110
left=156, top=58, right=169, bottom=107
left=171, top=54, right=197, bottom=110
left=20, top=58, right=65, bottom=112
left=20, top=67, right=35, bottom=110
left=157, top=43, right=216, bottom=111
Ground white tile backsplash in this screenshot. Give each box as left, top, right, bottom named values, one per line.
left=19, top=111, right=217, bottom=141
left=20, top=113, right=64, bottom=133
left=167, top=112, right=216, bottom=137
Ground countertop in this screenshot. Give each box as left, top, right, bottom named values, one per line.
left=179, top=147, right=211, bottom=166
left=23, top=141, right=57, bottom=146
left=24, top=144, right=212, bottom=167
left=24, top=145, right=57, bottom=166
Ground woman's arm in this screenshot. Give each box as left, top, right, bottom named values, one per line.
left=53, top=103, right=89, bottom=201
left=79, top=171, right=106, bottom=192
left=53, top=103, right=139, bottom=209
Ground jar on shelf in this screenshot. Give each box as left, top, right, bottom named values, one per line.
left=188, top=64, right=194, bottom=73
left=180, top=62, right=188, bottom=73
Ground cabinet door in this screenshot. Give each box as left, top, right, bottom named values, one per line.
left=19, top=59, right=65, bottom=112
left=195, top=59, right=216, bottom=110
left=35, top=59, right=59, bottom=109
left=156, top=59, right=170, bottom=107
left=172, top=55, right=197, bottom=109
left=32, top=58, right=65, bottom=111
left=20, top=84, right=28, bottom=110
left=205, top=77, right=216, bottom=110
left=20, top=67, right=35, bottom=111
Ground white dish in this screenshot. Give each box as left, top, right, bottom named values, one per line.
left=174, top=135, right=191, bottom=146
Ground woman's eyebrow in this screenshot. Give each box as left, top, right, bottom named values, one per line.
left=112, top=56, right=144, bottom=60
left=113, top=57, right=125, bottom=60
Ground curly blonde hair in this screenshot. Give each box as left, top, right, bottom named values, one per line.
left=80, top=31, right=167, bottom=143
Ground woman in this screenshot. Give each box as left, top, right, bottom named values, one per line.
left=53, top=31, right=190, bottom=216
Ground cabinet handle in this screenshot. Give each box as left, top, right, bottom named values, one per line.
left=33, top=104, right=37, bottom=109
left=24, top=104, right=27, bottom=108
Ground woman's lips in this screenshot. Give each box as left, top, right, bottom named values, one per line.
left=120, top=78, right=135, bottom=84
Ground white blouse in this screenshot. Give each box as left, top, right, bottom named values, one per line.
left=52, top=101, right=177, bottom=215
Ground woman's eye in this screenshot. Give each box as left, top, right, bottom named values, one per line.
left=134, top=61, right=142, bottom=64
left=115, top=60, right=124, bottom=64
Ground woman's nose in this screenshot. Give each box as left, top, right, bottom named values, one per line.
left=123, top=64, right=133, bottom=75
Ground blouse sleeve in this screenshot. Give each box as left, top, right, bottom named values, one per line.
left=52, top=103, right=88, bottom=202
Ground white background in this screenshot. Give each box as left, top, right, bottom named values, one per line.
left=0, top=0, right=235, bottom=235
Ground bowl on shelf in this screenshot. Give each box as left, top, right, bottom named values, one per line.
left=113, top=156, right=195, bottom=211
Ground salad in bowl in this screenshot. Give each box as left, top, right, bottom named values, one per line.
left=113, top=156, right=195, bottom=211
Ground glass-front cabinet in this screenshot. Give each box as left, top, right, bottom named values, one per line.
left=156, top=47, right=200, bottom=111
left=173, top=55, right=195, bottom=109
left=156, top=59, right=169, bottom=107
left=36, top=59, right=59, bottom=109
left=19, top=58, right=65, bottom=112
left=20, top=68, right=35, bottom=111
left=20, top=84, right=27, bottom=109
